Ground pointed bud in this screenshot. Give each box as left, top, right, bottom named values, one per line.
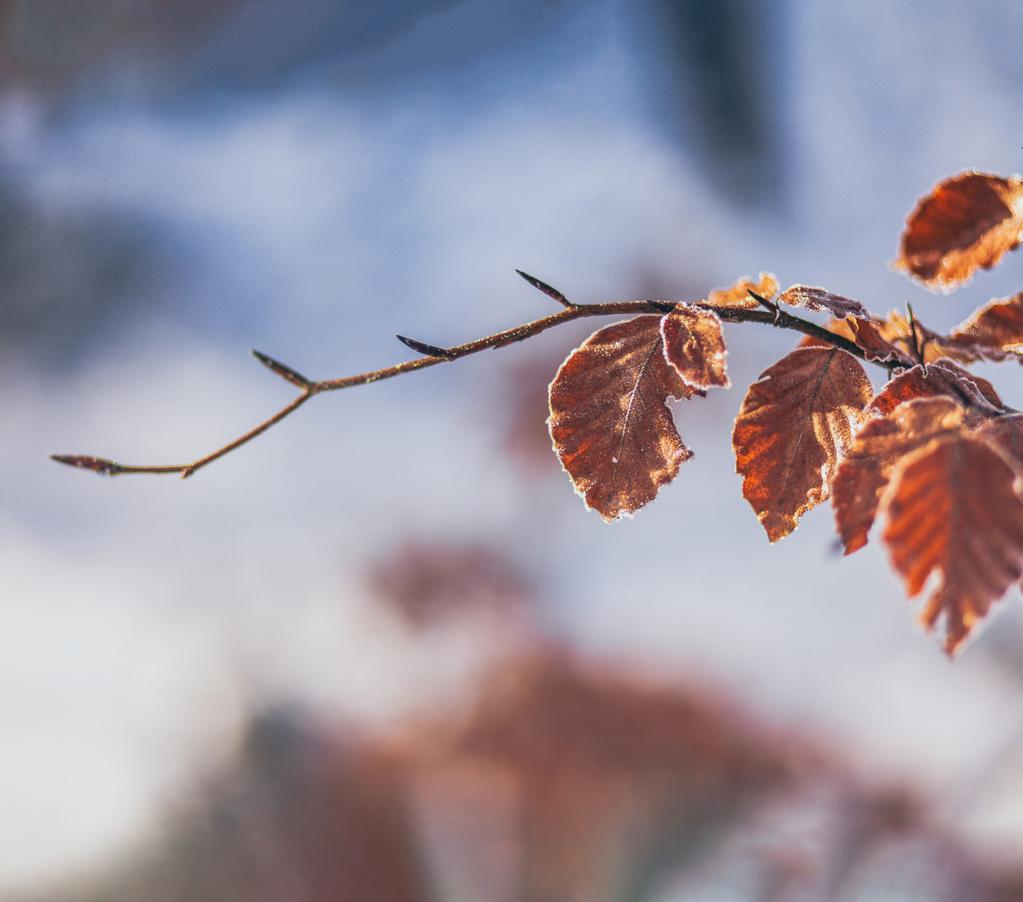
left=251, top=350, right=311, bottom=388
left=395, top=335, right=457, bottom=359
left=515, top=270, right=573, bottom=307
left=51, top=454, right=121, bottom=476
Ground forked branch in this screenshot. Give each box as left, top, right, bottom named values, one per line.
left=51, top=273, right=900, bottom=480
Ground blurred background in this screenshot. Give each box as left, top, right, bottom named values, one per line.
left=5, top=1, right=1023, bottom=899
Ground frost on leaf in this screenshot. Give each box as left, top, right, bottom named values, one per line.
left=976, top=414, right=1023, bottom=471
left=779, top=285, right=870, bottom=320
left=832, top=398, right=965, bottom=555
left=882, top=435, right=1023, bottom=654
left=895, top=172, right=1023, bottom=291
left=868, top=362, right=1002, bottom=419
left=799, top=314, right=910, bottom=365
left=942, top=291, right=1023, bottom=363
left=660, top=304, right=729, bottom=390
left=732, top=347, right=873, bottom=542
left=549, top=315, right=698, bottom=521
left=707, top=272, right=779, bottom=309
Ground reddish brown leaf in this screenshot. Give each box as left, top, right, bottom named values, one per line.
left=733, top=347, right=873, bottom=542
left=779, top=285, right=869, bottom=320
left=846, top=316, right=912, bottom=364
left=832, top=398, right=966, bottom=555
left=944, top=291, right=1023, bottom=363
left=895, top=172, right=1023, bottom=291
left=882, top=435, right=1023, bottom=654
left=976, top=414, right=1023, bottom=471
left=660, top=304, right=729, bottom=390
left=869, top=361, right=1002, bottom=420
left=549, top=315, right=697, bottom=521
left=798, top=315, right=910, bottom=364
left=707, top=272, right=779, bottom=309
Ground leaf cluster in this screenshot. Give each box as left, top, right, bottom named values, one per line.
left=545, top=171, right=1023, bottom=654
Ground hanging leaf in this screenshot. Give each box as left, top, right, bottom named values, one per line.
left=707, top=272, right=779, bottom=309
left=778, top=285, right=870, bottom=320
left=549, top=315, right=698, bottom=521
left=941, top=291, right=1023, bottom=363
left=882, top=434, right=1023, bottom=654
left=798, top=315, right=910, bottom=364
left=832, top=398, right=965, bottom=555
left=976, top=414, right=1023, bottom=471
left=894, top=172, right=1023, bottom=291
left=733, top=347, right=873, bottom=542
left=660, top=305, right=730, bottom=390
left=868, top=361, right=1002, bottom=419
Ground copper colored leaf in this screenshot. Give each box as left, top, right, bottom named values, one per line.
left=976, top=414, right=1023, bottom=471
left=779, top=285, right=869, bottom=320
left=798, top=316, right=910, bottom=364
left=549, top=315, right=697, bottom=521
left=732, top=347, right=873, bottom=542
left=895, top=172, right=1023, bottom=291
left=869, top=362, right=1002, bottom=419
left=882, top=435, right=1023, bottom=654
left=846, top=316, right=912, bottom=364
left=660, top=304, right=729, bottom=390
left=945, top=291, right=1023, bottom=362
left=707, top=272, right=779, bottom=309
left=832, top=398, right=965, bottom=555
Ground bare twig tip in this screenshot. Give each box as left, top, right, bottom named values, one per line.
left=51, top=454, right=120, bottom=476
left=252, top=349, right=311, bottom=388
left=395, top=335, right=457, bottom=359
left=515, top=269, right=573, bottom=307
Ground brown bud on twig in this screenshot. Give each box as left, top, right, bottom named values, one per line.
left=251, top=350, right=311, bottom=389
left=50, top=454, right=121, bottom=476
left=515, top=269, right=574, bottom=308
left=396, top=335, right=457, bottom=359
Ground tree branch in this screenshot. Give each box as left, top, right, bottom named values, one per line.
left=50, top=291, right=905, bottom=480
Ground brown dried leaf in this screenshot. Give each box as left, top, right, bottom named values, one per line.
left=895, top=172, right=1023, bottom=291
left=733, top=347, right=873, bottom=542
left=944, top=291, right=1023, bottom=363
left=847, top=316, right=912, bottom=364
left=869, top=361, right=1002, bottom=419
left=779, top=285, right=870, bottom=320
left=882, top=435, right=1023, bottom=654
left=549, top=315, right=697, bottom=521
left=976, top=414, right=1023, bottom=471
left=707, top=272, right=779, bottom=309
left=660, top=304, right=729, bottom=390
left=798, top=315, right=910, bottom=364
left=832, top=398, right=966, bottom=555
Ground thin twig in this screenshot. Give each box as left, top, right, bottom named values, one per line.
left=49, top=292, right=910, bottom=480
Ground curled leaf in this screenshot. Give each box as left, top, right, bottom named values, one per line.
left=869, top=361, right=1002, bottom=419
left=943, top=291, right=1023, bottom=363
left=882, top=435, right=1023, bottom=654
left=779, top=285, right=869, bottom=320
left=733, top=347, right=873, bottom=542
left=707, top=272, right=779, bottom=309
left=895, top=172, right=1023, bottom=291
left=799, top=315, right=911, bottom=365
left=976, top=414, right=1023, bottom=471
left=660, top=304, right=729, bottom=390
left=549, top=315, right=698, bottom=521
left=832, top=397, right=965, bottom=555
